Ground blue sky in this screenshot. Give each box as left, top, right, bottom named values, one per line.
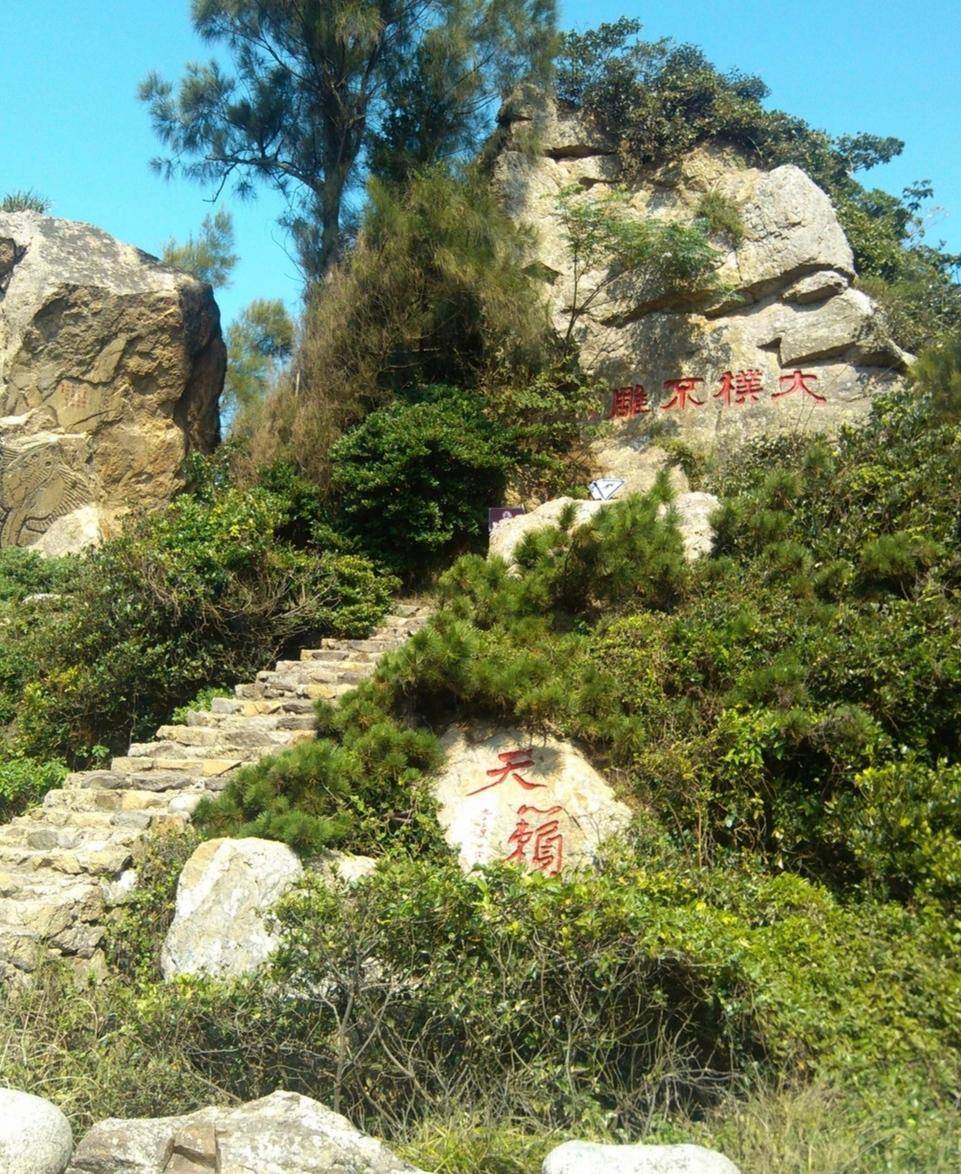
left=1, top=0, right=958, bottom=330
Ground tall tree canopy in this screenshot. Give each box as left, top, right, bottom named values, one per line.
left=141, top=0, right=557, bottom=280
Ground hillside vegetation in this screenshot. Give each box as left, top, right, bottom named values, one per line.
left=3, top=12, right=961, bottom=1173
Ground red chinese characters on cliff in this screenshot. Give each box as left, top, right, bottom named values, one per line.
left=608, top=384, right=651, bottom=419
left=505, top=804, right=566, bottom=876
left=468, top=748, right=545, bottom=796
left=773, top=369, right=826, bottom=403
left=661, top=377, right=704, bottom=411
left=714, top=369, right=764, bottom=406
left=608, top=369, right=824, bottom=413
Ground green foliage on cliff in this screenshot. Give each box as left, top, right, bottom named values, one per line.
left=179, top=354, right=961, bottom=1168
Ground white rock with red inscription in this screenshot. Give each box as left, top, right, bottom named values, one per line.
left=433, top=726, right=631, bottom=875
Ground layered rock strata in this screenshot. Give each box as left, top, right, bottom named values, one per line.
left=0, top=212, right=224, bottom=554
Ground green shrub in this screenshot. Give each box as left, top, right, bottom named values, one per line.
left=7, top=479, right=395, bottom=764
left=695, top=191, right=745, bottom=244
left=196, top=691, right=443, bottom=858
left=330, top=385, right=514, bottom=578
left=0, top=755, right=66, bottom=822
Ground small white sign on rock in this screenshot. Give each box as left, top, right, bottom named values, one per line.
left=433, top=726, right=631, bottom=876
left=587, top=478, right=625, bottom=501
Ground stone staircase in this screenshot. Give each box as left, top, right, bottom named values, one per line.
left=0, top=602, right=432, bottom=980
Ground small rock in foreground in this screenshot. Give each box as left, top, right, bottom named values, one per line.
left=543, top=1141, right=740, bottom=1173
left=66, top=1090, right=423, bottom=1174
left=0, top=1088, right=73, bottom=1174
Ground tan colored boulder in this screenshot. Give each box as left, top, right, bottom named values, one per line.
left=489, top=491, right=717, bottom=567
left=67, top=1090, right=424, bottom=1174
left=160, top=837, right=302, bottom=980
left=433, top=725, right=632, bottom=874
left=489, top=496, right=607, bottom=564
left=0, top=211, right=224, bottom=553
left=493, top=100, right=908, bottom=456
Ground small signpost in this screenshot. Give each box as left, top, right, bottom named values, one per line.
left=488, top=507, right=525, bottom=533
left=587, top=479, right=624, bottom=501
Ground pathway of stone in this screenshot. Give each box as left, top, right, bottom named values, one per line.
left=0, top=602, right=432, bottom=980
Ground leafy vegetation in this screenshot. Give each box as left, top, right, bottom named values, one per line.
left=0, top=188, right=51, bottom=213
left=176, top=360, right=961, bottom=1166
left=0, top=470, right=394, bottom=767
left=3, top=10, right=961, bottom=1171
left=160, top=208, right=238, bottom=288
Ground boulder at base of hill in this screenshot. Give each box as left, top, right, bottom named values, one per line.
left=66, top=1090, right=424, bottom=1174
left=0, top=211, right=224, bottom=554
left=433, top=725, right=631, bottom=875
left=489, top=491, right=718, bottom=567
left=0, top=1088, right=73, bottom=1174
left=160, top=837, right=302, bottom=980
left=543, top=1140, right=740, bottom=1174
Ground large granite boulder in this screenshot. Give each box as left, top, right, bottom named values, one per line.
left=0, top=212, right=224, bottom=554
left=433, top=725, right=632, bottom=874
left=67, top=1089, right=424, bottom=1173
left=494, top=99, right=908, bottom=476
left=161, top=837, right=302, bottom=980
left=0, top=1087, right=73, bottom=1174
left=543, top=1140, right=740, bottom=1173
left=489, top=491, right=718, bottom=567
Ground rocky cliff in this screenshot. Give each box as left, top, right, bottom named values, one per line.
left=0, top=213, right=225, bottom=555
left=493, top=99, right=909, bottom=461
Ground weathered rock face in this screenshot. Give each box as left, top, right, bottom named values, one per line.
left=433, top=725, right=632, bottom=874
left=542, top=1140, right=741, bottom=1174
left=0, top=1087, right=74, bottom=1174
left=494, top=100, right=908, bottom=468
left=161, top=837, right=303, bottom=980
left=67, top=1090, right=424, bottom=1174
left=0, top=212, right=224, bottom=553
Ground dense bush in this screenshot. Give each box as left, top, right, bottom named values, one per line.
left=329, top=385, right=515, bottom=578
left=0, top=755, right=66, bottom=822
left=3, top=476, right=395, bottom=765
left=235, top=166, right=555, bottom=486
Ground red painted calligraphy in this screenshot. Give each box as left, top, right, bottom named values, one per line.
left=468, top=748, right=545, bottom=797
left=773, top=369, right=825, bottom=403
left=505, top=804, right=565, bottom=875
left=714, top=369, right=763, bottom=406
left=661, top=377, right=705, bottom=411
left=609, top=384, right=650, bottom=419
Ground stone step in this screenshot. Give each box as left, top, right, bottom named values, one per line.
left=317, top=636, right=405, bottom=653
left=255, top=667, right=371, bottom=690
left=210, top=696, right=315, bottom=717
left=182, top=710, right=316, bottom=732
left=152, top=724, right=305, bottom=751
left=111, top=755, right=243, bottom=778
left=42, top=787, right=203, bottom=820
left=0, top=839, right=138, bottom=877
left=66, top=768, right=211, bottom=793
left=234, top=680, right=353, bottom=702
